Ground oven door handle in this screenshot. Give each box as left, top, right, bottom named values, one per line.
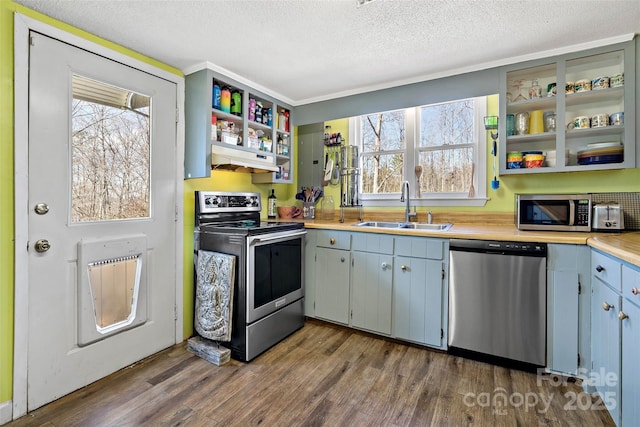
left=250, top=230, right=307, bottom=244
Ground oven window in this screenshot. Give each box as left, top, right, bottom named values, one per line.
left=254, top=239, right=302, bottom=308
left=522, top=201, right=569, bottom=225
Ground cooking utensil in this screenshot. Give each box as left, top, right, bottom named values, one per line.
left=415, top=165, right=423, bottom=197
left=330, top=151, right=340, bottom=186
left=323, top=155, right=333, bottom=186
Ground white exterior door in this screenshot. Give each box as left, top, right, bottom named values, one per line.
left=27, top=32, right=177, bottom=410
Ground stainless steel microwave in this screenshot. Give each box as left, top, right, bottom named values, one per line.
left=516, top=194, right=592, bottom=231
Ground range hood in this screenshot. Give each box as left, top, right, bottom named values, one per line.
left=211, top=144, right=278, bottom=173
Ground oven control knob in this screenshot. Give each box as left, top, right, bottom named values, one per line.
left=602, top=301, right=614, bottom=311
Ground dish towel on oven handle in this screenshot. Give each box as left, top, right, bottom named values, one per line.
left=195, top=250, right=235, bottom=342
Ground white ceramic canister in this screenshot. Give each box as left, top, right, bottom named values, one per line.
left=565, top=81, right=575, bottom=94
left=609, top=112, right=624, bottom=126
left=591, top=76, right=609, bottom=90
left=570, top=116, right=590, bottom=129
left=610, top=73, right=624, bottom=88
left=575, top=79, right=591, bottom=92
left=591, top=113, right=609, bottom=128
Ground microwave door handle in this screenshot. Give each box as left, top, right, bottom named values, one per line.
left=568, top=202, right=576, bottom=226
left=252, top=230, right=307, bottom=244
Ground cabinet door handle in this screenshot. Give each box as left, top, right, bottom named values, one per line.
left=618, top=311, right=629, bottom=321
left=401, top=265, right=408, bottom=271
left=602, top=301, right=614, bottom=311
left=632, top=287, right=639, bottom=296
left=330, top=238, right=336, bottom=245
left=595, top=265, right=605, bottom=273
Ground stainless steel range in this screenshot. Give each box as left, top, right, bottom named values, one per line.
left=194, top=191, right=306, bottom=362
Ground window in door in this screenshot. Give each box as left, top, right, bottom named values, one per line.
left=71, top=74, right=151, bottom=222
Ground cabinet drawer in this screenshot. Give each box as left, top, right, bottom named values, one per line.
left=316, top=230, right=351, bottom=250
left=592, top=250, right=622, bottom=290
left=622, top=264, right=640, bottom=306
left=395, top=236, right=444, bottom=260
left=352, top=233, right=394, bottom=254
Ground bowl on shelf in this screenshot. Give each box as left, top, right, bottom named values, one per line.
left=524, top=153, right=545, bottom=168
left=506, top=151, right=523, bottom=169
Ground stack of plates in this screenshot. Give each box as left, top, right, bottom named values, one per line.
left=577, top=142, right=623, bottom=165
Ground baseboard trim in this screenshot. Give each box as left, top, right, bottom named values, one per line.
left=0, top=400, right=12, bottom=425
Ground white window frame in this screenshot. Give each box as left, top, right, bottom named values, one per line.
left=350, top=96, right=488, bottom=207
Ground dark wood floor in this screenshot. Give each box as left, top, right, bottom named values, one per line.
left=9, top=319, right=614, bottom=426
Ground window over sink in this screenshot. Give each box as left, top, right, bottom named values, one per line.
left=350, top=96, right=490, bottom=207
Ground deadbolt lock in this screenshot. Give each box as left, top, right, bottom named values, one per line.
left=34, top=239, right=51, bottom=253
left=34, top=203, right=49, bottom=215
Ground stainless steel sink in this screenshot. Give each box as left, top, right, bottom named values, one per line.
left=354, top=221, right=452, bottom=231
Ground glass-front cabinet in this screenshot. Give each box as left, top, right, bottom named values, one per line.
left=185, top=68, right=294, bottom=182
left=499, top=39, right=635, bottom=175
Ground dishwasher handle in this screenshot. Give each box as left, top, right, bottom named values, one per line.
left=449, top=239, right=547, bottom=257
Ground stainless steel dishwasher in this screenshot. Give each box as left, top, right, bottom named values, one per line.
left=448, top=239, right=547, bottom=368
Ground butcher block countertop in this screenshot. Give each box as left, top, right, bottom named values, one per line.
left=296, top=217, right=640, bottom=267
left=588, top=232, right=640, bottom=267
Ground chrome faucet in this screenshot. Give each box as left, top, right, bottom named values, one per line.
left=400, top=181, right=417, bottom=223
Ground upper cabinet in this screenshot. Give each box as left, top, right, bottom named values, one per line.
left=185, top=68, right=294, bottom=183
left=499, top=39, right=635, bottom=175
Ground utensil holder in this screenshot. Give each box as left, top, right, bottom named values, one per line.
left=302, top=202, right=315, bottom=219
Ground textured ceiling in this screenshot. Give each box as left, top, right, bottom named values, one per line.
left=15, top=0, right=640, bottom=105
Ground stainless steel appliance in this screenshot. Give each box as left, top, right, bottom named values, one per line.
left=448, top=239, right=547, bottom=369
left=592, top=202, right=625, bottom=231
left=194, top=191, right=306, bottom=362
left=517, top=194, right=591, bottom=231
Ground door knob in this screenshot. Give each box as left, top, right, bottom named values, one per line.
left=618, top=311, right=629, bottom=321
left=34, top=203, right=49, bottom=215
left=602, top=301, right=613, bottom=311
left=34, top=239, right=51, bottom=253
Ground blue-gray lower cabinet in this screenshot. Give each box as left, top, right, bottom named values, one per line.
left=314, top=246, right=350, bottom=324
left=392, top=236, right=448, bottom=349
left=313, top=230, right=352, bottom=325
left=351, top=234, right=394, bottom=335
left=590, top=249, right=640, bottom=426
left=546, top=244, right=591, bottom=376
left=621, top=265, right=640, bottom=427
left=304, top=229, right=317, bottom=317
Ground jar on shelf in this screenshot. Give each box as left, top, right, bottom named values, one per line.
left=528, top=79, right=542, bottom=98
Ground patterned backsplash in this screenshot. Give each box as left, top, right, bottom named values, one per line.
left=591, top=192, right=640, bottom=230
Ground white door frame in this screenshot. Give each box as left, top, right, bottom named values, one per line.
left=13, top=13, right=185, bottom=420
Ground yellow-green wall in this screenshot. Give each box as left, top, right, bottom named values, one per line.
left=0, top=1, right=183, bottom=405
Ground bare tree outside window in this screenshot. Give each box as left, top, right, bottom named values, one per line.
left=361, top=110, right=405, bottom=194
left=354, top=96, right=487, bottom=204
left=71, top=76, right=151, bottom=222
left=419, top=100, right=474, bottom=193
